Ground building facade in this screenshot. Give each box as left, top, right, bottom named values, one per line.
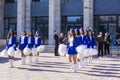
left=0, top=0, right=120, bottom=45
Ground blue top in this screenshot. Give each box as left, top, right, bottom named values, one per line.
left=87, top=36, right=97, bottom=48
left=6, top=36, right=16, bottom=50
left=27, top=36, right=35, bottom=48
left=78, top=35, right=86, bottom=45
left=34, top=37, right=42, bottom=48
left=18, top=36, right=28, bottom=50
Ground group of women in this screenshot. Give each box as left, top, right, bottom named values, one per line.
left=4, top=29, right=42, bottom=68
left=59, top=28, right=97, bottom=72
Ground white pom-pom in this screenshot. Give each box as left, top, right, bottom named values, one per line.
left=14, top=48, right=20, bottom=54
left=0, top=49, right=7, bottom=57
left=89, top=49, right=98, bottom=56
left=7, top=47, right=15, bottom=56
left=77, top=53, right=83, bottom=59
left=23, top=47, right=31, bottom=55
left=37, top=45, right=45, bottom=53
left=83, top=48, right=90, bottom=57
left=32, top=48, right=37, bottom=55
left=66, top=54, right=69, bottom=58
left=58, top=44, right=67, bottom=56
left=76, top=45, right=86, bottom=54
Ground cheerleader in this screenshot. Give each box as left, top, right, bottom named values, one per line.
left=18, top=31, right=28, bottom=65
left=67, top=28, right=78, bottom=72
left=27, top=31, right=35, bottom=63
left=34, top=31, right=42, bottom=63
left=77, top=28, right=87, bottom=68
left=6, top=29, right=16, bottom=68
left=87, top=31, right=97, bottom=63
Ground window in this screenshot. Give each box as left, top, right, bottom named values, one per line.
left=61, top=16, right=83, bottom=34
left=32, top=0, right=48, bottom=2
left=5, top=0, right=17, bottom=3
left=4, top=18, right=17, bottom=38
left=32, top=17, right=48, bottom=45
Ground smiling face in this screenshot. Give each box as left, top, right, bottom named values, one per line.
left=28, top=32, right=32, bottom=37
left=21, top=31, right=26, bottom=36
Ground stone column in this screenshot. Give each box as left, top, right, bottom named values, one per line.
left=25, top=0, right=31, bottom=32
left=83, top=0, right=94, bottom=31
left=49, top=0, right=61, bottom=45
left=0, top=0, right=4, bottom=38
left=17, top=0, right=25, bottom=38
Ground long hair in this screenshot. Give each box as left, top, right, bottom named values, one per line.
left=7, top=30, right=14, bottom=39
left=71, top=30, right=76, bottom=44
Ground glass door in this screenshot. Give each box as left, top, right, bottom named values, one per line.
left=108, top=23, right=116, bottom=46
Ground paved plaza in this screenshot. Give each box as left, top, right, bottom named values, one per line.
left=0, top=53, right=120, bottom=80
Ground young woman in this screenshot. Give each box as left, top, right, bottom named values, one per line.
left=27, top=31, right=35, bottom=63
left=34, top=31, right=42, bottom=63
left=77, top=28, right=87, bottom=68
left=67, top=28, right=78, bottom=72
left=6, top=29, right=16, bottom=68
left=19, top=31, right=28, bottom=65
left=88, top=31, right=97, bottom=63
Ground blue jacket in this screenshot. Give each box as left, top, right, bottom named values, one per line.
left=78, top=35, right=86, bottom=45
left=6, top=36, right=16, bottom=50
left=34, top=37, right=42, bottom=48
left=27, top=36, right=35, bottom=48
left=19, top=36, right=28, bottom=50
left=87, top=36, right=96, bottom=48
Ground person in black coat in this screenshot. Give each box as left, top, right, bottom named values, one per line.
left=104, top=32, right=111, bottom=55
left=54, top=30, right=59, bottom=56
left=96, top=32, right=104, bottom=57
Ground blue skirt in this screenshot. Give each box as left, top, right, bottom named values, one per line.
left=19, top=44, right=26, bottom=50
left=68, top=46, right=77, bottom=55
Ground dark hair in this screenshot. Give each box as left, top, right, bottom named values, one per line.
left=85, top=30, right=89, bottom=37
left=7, top=30, right=14, bottom=39
left=71, top=30, right=76, bottom=44
left=75, top=29, right=80, bottom=36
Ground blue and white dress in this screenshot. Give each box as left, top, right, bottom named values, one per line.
left=67, top=36, right=77, bottom=55
left=79, top=35, right=86, bottom=46
left=6, top=36, right=16, bottom=50
left=87, top=36, right=96, bottom=49
left=34, top=37, right=42, bottom=48
left=19, top=35, right=28, bottom=50
left=27, top=36, right=35, bottom=49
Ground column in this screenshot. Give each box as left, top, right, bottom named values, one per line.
left=17, top=0, right=25, bottom=38
left=25, top=0, right=31, bottom=32
left=0, top=0, right=4, bottom=38
left=17, top=0, right=31, bottom=38
left=49, top=0, right=61, bottom=45
left=83, top=0, right=94, bottom=31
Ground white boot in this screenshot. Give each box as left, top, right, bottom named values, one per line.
left=9, top=59, right=14, bottom=68
left=35, top=56, right=39, bottom=63
left=89, top=56, right=93, bottom=63
left=29, top=56, right=32, bottom=63
left=21, top=57, right=26, bottom=65
left=72, top=64, right=78, bottom=73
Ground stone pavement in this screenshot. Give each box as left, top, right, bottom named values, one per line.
left=0, top=53, right=120, bottom=80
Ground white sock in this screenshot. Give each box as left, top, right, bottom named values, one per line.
left=9, top=59, right=14, bottom=68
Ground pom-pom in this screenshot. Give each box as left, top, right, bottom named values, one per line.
left=32, top=48, right=37, bottom=55
left=0, top=49, right=7, bottom=57
left=7, top=47, right=15, bottom=56
left=58, top=44, right=67, bottom=56
left=77, top=53, right=84, bottom=59
left=23, top=47, right=31, bottom=55
left=76, top=45, right=86, bottom=54
left=83, top=48, right=90, bottom=57
left=89, top=49, right=98, bottom=56
left=37, top=45, right=45, bottom=53
left=14, top=48, right=20, bottom=54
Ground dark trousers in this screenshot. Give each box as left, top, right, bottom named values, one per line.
left=104, top=44, right=110, bottom=55
left=98, top=45, right=103, bottom=57
left=54, top=43, right=59, bottom=56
